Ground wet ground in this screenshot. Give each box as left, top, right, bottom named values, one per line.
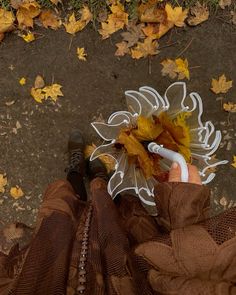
left=0, top=16, right=236, bottom=227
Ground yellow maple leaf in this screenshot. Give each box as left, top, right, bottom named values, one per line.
left=211, top=74, right=233, bottom=94
left=0, top=174, right=7, bottom=194
left=19, top=77, right=26, bottom=85
left=231, top=156, right=236, bottom=168
left=0, top=8, right=15, bottom=33
left=223, top=102, right=236, bottom=113
left=16, top=0, right=41, bottom=28
left=42, top=84, right=63, bottom=102
left=77, top=47, right=87, bottom=61
left=115, top=41, right=130, bottom=56
left=84, top=144, right=116, bottom=173
left=99, top=1, right=128, bottom=39
left=142, top=23, right=159, bottom=39
left=31, top=87, right=45, bottom=103
left=21, top=31, right=35, bottom=42
left=64, top=13, right=84, bottom=34
left=39, top=10, right=61, bottom=30
left=131, top=37, right=159, bottom=59
left=175, top=58, right=190, bottom=80
left=10, top=186, right=24, bottom=199
left=165, top=3, right=188, bottom=27
left=64, top=7, right=92, bottom=35
left=132, top=116, right=163, bottom=141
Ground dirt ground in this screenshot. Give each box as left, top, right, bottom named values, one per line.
left=0, top=15, right=236, bottom=227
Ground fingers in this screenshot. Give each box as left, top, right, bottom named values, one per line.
left=188, top=164, right=202, bottom=185
left=168, top=162, right=202, bottom=185
left=168, top=162, right=181, bottom=182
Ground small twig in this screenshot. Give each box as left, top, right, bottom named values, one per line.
left=159, top=41, right=179, bottom=50
left=68, top=35, right=74, bottom=51
left=148, top=56, right=152, bottom=75
left=176, top=37, right=194, bottom=58
left=227, top=113, right=231, bottom=126
left=189, top=65, right=201, bottom=69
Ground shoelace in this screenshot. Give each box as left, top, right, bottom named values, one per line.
left=67, top=149, right=84, bottom=172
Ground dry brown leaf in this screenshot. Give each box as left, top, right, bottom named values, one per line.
left=223, top=102, right=236, bottom=113
left=0, top=8, right=15, bottom=33
left=10, top=186, right=24, bottom=199
left=165, top=3, right=188, bottom=27
left=187, top=2, right=209, bottom=26
left=39, top=10, right=61, bottom=29
left=131, top=37, right=159, bottom=59
left=115, top=41, right=130, bottom=56
left=140, top=6, right=167, bottom=23
left=231, top=11, right=236, bottom=25
left=34, top=75, right=45, bottom=88
left=0, top=174, right=7, bottom=194
left=121, top=22, right=145, bottom=47
left=84, top=144, right=116, bottom=173
left=16, top=0, right=41, bottom=28
left=10, top=0, right=23, bottom=9
left=219, top=0, right=231, bottom=9
left=50, top=0, right=61, bottom=4
left=211, top=74, right=233, bottom=94
left=161, top=58, right=178, bottom=79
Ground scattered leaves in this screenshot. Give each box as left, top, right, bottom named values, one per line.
left=19, top=77, right=26, bottom=85
left=84, top=144, right=116, bottom=173
left=161, top=58, right=190, bottom=80
left=0, top=174, right=7, bottom=194
left=31, top=87, right=45, bottom=103
left=39, top=10, right=61, bottom=29
left=77, top=47, right=87, bottom=61
left=219, top=0, right=231, bottom=9
left=10, top=186, right=24, bottom=199
left=21, top=31, right=35, bottom=42
left=16, top=0, right=41, bottom=28
left=211, top=74, right=233, bottom=94
left=223, top=102, right=236, bottom=113
left=231, top=156, right=236, bottom=168
left=187, top=2, right=209, bottom=26
left=0, top=8, right=15, bottom=33
left=99, top=1, right=128, bottom=39
left=131, top=37, right=159, bottom=59
left=31, top=78, right=63, bottom=103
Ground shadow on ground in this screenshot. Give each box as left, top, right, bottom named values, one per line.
left=0, top=16, right=236, bottom=226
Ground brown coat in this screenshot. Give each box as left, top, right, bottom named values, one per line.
left=0, top=178, right=236, bottom=295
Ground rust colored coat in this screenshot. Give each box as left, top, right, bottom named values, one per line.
left=0, top=178, right=236, bottom=295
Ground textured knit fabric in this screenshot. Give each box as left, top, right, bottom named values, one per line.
left=0, top=178, right=236, bottom=295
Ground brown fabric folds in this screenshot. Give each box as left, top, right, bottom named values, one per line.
left=154, top=182, right=210, bottom=230
left=0, top=178, right=236, bottom=295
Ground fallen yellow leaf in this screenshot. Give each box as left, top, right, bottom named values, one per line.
left=165, top=3, right=188, bottom=27
left=77, top=47, right=87, bottom=61
left=140, top=6, right=167, bottom=23
left=0, top=174, right=7, bottom=194
left=10, top=186, right=24, bottom=199
left=132, top=116, right=163, bottom=141
left=175, top=58, right=190, bottom=80
left=39, top=9, right=61, bottom=29
left=223, top=102, right=236, bottom=113
left=19, top=77, right=26, bottom=85
left=231, top=155, right=236, bottom=168
left=0, top=8, right=15, bottom=33
left=31, top=87, right=45, bottom=103
left=131, top=37, right=159, bottom=59
left=84, top=144, right=116, bottom=173
left=16, top=0, right=41, bottom=28
left=99, top=1, right=128, bottom=39
left=42, top=84, right=63, bottom=102
left=187, top=2, right=209, bottom=26
left=21, top=31, right=35, bottom=42
left=211, top=74, right=233, bottom=94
